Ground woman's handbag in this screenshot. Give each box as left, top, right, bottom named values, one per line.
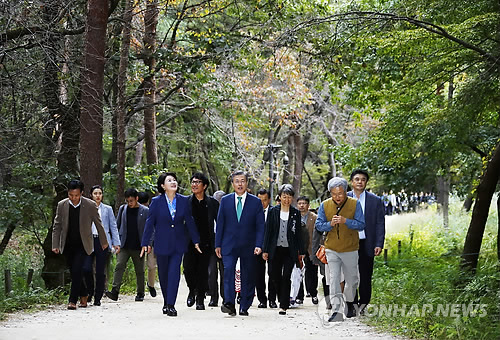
left=315, top=245, right=328, bottom=264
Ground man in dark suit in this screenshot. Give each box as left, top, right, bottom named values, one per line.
left=255, top=188, right=277, bottom=309
left=52, top=179, right=108, bottom=310
left=215, top=171, right=265, bottom=316
left=106, top=188, right=149, bottom=302
left=348, top=169, right=385, bottom=314
left=184, top=172, right=220, bottom=310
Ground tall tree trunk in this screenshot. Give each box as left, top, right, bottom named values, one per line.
left=198, top=124, right=219, bottom=193
left=115, top=0, right=133, bottom=211
left=497, top=195, right=500, bottom=266
left=135, top=128, right=145, bottom=165
left=292, top=131, right=304, bottom=197
left=437, top=175, right=450, bottom=229
left=40, top=0, right=80, bottom=289
left=0, top=224, right=16, bottom=255
left=461, top=141, right=500, bottom=272
left=79, top=0, right=108, bottom=192
left=143, top=0, right=159, bottom=170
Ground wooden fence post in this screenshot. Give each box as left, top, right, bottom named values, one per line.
left=384, top=249, right=388, bottom=265
left=26, top=269, right=34, bottom=288
left=4, top=269, right=12, bottom=295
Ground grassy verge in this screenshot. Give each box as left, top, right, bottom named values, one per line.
left=367, top=198, right=500, bottom=339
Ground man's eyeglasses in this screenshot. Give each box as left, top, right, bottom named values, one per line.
left=191, top=180, right=203, bottom=185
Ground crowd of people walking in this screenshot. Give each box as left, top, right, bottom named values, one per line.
left=380, top=190, right=436, bottom=215
left=51, top=168, right=386, bottom=322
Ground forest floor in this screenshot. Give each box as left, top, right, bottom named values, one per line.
left=0, top=276, right=401, bottom=340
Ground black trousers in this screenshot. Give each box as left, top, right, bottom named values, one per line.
left=296, top=254, right=318, bottom=300
left=208, top=253, right=224, bottom=303
left=82, top=237, right=109, bottom=302
left=270, top=246, right=294, bottom=310
left=354, top=239, right=375, bottom=306
left=65, top=246, right=89, bottom=304
left=183, top=243, right=211, bottom=303
left=254, top=254, right=276, bottom=304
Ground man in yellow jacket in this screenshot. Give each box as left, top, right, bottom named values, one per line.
left=315, top=177, right=365, bottom=322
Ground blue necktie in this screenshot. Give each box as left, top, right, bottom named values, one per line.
left=237, top=196, right=242, bottom=222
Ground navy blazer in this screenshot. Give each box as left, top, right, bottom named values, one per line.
left=142, top=193, right=200, bottom=256
left=348, top=190, right=385, bottom=256
left=215, top=193, right=265, bottom=257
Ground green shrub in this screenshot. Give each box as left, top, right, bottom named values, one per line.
left=368, top=198, right=500, bottom=339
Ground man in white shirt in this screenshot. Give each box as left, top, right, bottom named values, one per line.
left=255, top=189, right=277, bottom=308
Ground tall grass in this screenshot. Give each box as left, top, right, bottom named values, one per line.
left=0, top=234, right=66, bottom=319
left=368, top=197, right=500, bottom=339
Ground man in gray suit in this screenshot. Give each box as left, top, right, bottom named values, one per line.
left=52, top=179, right=108, bottom=310
left=106, top=188, right=149, bottom=301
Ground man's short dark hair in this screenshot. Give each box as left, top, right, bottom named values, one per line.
left=190, top=172, right=209, bottom=189
left=124, top=188, right=139, bottom=198
left=68, top=179, right=84, bottom=193
left=138, top=192, right=150, bottom=204
left=157, top=172, right=177, bottom=194
left=257, top=188, right=270, bottom=199
left=297, top=196, right=310, bottom=204
left=230, top=170, right=248, bottom=182
left=350, top=169, right=370, bottom=182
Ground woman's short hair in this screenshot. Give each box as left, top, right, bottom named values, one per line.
left=157, top=172, right=177, bottom=194
left=278, top=184, right=295, bottom=197
left=327, top=177, right=348, bottom=192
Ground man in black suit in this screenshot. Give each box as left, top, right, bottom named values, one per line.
left=348, top=169, right=385, bottom=314
left=255, top=188, right=277, bottom=309
left=183, top=172, right=219, bottom=310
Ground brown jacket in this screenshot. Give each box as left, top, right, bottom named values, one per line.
left=305, top=211, right=318, bottom=256
left=52, top=196, right=108, bottom=255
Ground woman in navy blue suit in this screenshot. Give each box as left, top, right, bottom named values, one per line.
left=141, top=172, right=201, bottom=316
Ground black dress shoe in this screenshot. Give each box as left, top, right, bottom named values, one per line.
left=93, top=300, right=101, bottom=306
left=196, top=303, right=205, bottom=310
left=295, top=299, right=303, bottom=305
left=346, top=302, right=356, bottom=318
left=269, top=301, right=277, bottom=309
left=187, top=296, right=195, bottom=307
left=148, top=285, right=157, bottom=297
left=105, top=290, right=118, bottom=301
left=208, top=300, right=218, bottom=307
left=239, top=309, right=249, bottom=316
left=221, top=302, right=236, bottom=316
left=258, top=302, right=267, bottom=308
left=135, top=294, right=144, bottom=301
left=165, top=304, right=177, bottom=316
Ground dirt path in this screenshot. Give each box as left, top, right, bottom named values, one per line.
left=0, top=276, right=401, bottom=340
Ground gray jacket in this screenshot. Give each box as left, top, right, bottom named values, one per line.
left=116, top=203, right=149, bottom=248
